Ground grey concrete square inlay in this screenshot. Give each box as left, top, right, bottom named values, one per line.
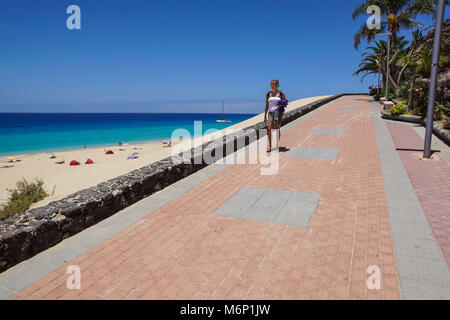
left=308, top=128, right=347, bottom=136
left=335, top=108, right=356, bottom=111
left=283, top=147, right=339, bottom=160
left=212, top=186, right=321, bottom=227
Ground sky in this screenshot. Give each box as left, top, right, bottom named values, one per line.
left=0, top=0, right=447, bottom=113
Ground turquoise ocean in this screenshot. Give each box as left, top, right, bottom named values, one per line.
left=0, top=113, right=256, bottom=156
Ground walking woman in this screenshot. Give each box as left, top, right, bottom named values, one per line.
left=264, top=79, right=288, bottom=152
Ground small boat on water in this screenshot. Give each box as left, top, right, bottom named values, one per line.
left=216, top=100, right=232, bottom=123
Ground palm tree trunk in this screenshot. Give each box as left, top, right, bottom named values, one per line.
left=397, top=64, right=408, bottom=87
left=390, top=30, right=398, bottom=54
left=388, top=71, right=398, bottom=91
left=407, top=73, right=417, bottom=111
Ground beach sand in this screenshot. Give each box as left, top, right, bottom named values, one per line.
left=0, top=95, right=331, bottom=208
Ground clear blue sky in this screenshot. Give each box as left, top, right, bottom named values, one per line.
left=0, top=0, right=446, bottom=113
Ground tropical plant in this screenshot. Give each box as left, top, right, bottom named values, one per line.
left=353, top=41, right=385, bottom=82
left=379, top=86, right=397, bottom=98
left=353, top=36, right=408, bottom=91
left=390, top=100, right=407, bottom=114
left=444, top=119, right=450, bottom=130
left=397, top=29, right=423, bottom=85
left=352, top=0, right=439, bottom=51
left=396, top=29, right=449, bottom=109
left=406, top=47, right=432, bottom=109
left=413, top=79, right=430, bottom=115
left=434, top=102, right=450, bottom=121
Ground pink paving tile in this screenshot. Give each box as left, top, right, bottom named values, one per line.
left=386, top=121, right=450, bottom=266
left=12, top=96, right=400, bottom=300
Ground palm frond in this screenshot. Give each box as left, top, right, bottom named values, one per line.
left=352, top=2, right=370, bottom=20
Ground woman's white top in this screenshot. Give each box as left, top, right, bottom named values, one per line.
left=268, top=96, right=281, bottom=112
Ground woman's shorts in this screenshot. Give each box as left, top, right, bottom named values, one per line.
left=268, top=111, right=284, bottom=125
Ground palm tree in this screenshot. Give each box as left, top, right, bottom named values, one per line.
left=353, top=41, right=386, bottom=83
left=404, top=47, right=433, bottom=109
left=353, top=36, right=409, bottom=91
left=352, top=0, right=438, bottom=50
left=397, top=29, right=447, bottom=109
left=397, top=29, right=423, bottom=85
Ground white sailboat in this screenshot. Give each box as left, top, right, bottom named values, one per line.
left=216, top=100, right=232, bottom=123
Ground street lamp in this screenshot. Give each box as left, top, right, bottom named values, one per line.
left=424, top=0, right=446, bottom=158
left=376, top=32, right=392, bottom=100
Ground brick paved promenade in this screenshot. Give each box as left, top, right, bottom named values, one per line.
left=1, top=96, right=449, bottom=299
left=386, top=121, right=450, bottom=265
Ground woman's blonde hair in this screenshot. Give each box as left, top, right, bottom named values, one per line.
left=270, top=79, right=280, bottom=88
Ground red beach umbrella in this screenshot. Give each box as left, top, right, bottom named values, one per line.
left=85, top=159, right=94, bottom=164
left=70, top=160, right=80, bottom=166
left=105, top=150, right=114, bottom=155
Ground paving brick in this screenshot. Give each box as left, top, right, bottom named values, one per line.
left=386, top=121, right=450, bottom=266
left=10, top=96, right=403, bottom=300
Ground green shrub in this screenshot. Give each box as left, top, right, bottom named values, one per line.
left=0, top=178, right=48, bottom=220
left=405, top=110, right=420, bottom=116
left=434, top=102, right=450, bottom=121
left=444, top=119, right=450, bottom=130
left=390, top=101, right=407, bottom=115
left=398, top=80, right=411, bottom=100
left=379, top=87, right=396, bottom=100
left=369, top=88, right=379, bottom=96
left=410, top=79, right=430, bottom=117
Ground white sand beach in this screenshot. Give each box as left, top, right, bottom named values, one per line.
left=0, top=96, right=331, bottom=208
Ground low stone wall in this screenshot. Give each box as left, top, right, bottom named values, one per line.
left=380, top=110, right=423, bottom=124
left=0, top=94, right=347, bottom=273
left=380, top=110, right=450, bottom=147
left=431, top=122, right=450, bottom=147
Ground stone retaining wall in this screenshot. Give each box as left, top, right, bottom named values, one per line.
left=380, top=110, right=423, bottom=124
left=0, top=94, right=350, bottom=273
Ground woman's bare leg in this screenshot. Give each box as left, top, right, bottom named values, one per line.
left=267, top=123, right=273, bottom=151
left=277, top=124, right=281, bottom=147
